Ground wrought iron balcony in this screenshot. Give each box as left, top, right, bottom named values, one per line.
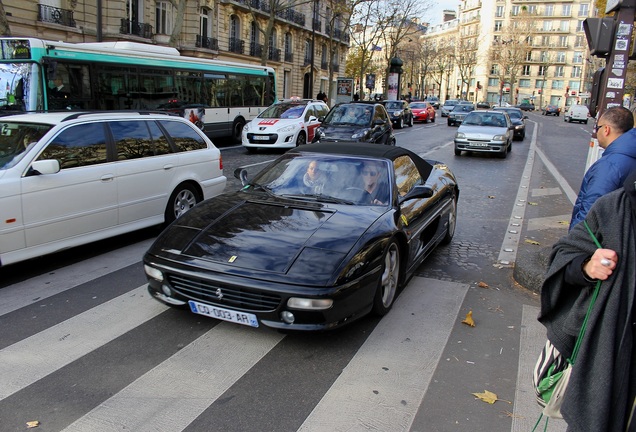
left=321, top=61, right=328, bottom=70
left=284, top=51, right=293, bottom=62
left=303, top=55, right=312, bottom=66
left=313, top=19, right=322, bottom=32
left=120, top=19, right=153, bottom=39
left=269, top=48, right=281, bottom=61
left=38, top=4, right=76, bottom=27
left=229, top=38, right=245, bottom=54
left=250, top=43, right=263, bottom=58
left=196, top=36, right=219, bottom=50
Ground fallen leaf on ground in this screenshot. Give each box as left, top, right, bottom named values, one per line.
left=472, top=390, right=512, bottom=404
left=524, top=239, right=540, bottom=245
left=558, top=220, right=569, bottom=225
left=528, top=202, right=538, bottom=206
left=488, top=195, right=496, bottom=199
left=478, top=281, right=489, bottom=288
left=26, top=421, right=40, bottom=428
left=461, top=310, right=475, bottom=327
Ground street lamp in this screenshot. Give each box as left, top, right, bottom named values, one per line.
left=308, top=0, right=317, bottom=99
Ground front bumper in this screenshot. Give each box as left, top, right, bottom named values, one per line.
left=242, top=131, right=298, bottom=148
left=144, top=256, right=380, bottom=331
left=454, top=138, right=507, bottom=154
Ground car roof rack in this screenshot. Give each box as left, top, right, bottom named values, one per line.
left=60, top=110, right=179, bottom=122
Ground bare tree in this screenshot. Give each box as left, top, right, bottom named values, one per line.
left=431, top=38, right=453, bottom=99
left=536, top=50, right=556, bottom=109
left=168, top=0, right=187, bottom=47
left=451, top=34, right=479, bottom=100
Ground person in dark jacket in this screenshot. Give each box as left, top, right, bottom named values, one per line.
left=570, top=106, right=636, bottom=230
left=539, top=169, right=636, bottom=431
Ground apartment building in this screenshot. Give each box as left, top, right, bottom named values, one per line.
left=1, top=0, right=349, bottom=101
left=424, top=0, right=597, bottom=109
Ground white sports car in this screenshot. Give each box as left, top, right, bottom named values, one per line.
left=242, top=99, right=329, bottom=151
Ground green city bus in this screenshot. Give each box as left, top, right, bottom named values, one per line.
left=0, top=38, right=276, bottom=142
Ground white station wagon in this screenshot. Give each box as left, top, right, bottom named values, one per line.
left=0, top=111, right=226, bottom=266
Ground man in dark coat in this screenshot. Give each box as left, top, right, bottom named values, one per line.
left=539, top=170, right=636, bottom=431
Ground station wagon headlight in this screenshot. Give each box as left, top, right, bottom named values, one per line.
left=455, top=132, right=465, bottom=138
left=493, top=134, right=506, bottom=141
left=144, top=264, right=164, bottom=282
left=277, top=124, right=297, bottom=133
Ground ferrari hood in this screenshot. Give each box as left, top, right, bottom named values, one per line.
left=152, top=194, right=381, bottom=275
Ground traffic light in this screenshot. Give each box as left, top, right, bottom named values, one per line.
left=588, top=67, right=605, bottom=117
left=538, top=89, right=542, bottom=95
left=583, top=18, right=615, bottom=57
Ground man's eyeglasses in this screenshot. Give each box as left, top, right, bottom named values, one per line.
left=362, top=170, right=378, bottom=176
left=595, top=124, right=608, bottom=133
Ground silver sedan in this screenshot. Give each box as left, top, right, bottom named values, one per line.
left=453, top=111, right=513, bottom=158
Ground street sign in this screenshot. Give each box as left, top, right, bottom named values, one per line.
left=579, top=92, right=591, bottom=98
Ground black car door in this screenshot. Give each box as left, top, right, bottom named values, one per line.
left=371, top=106, right=391, bottom=143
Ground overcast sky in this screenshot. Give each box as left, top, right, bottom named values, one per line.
left=424, top=0, right=460, bottom=26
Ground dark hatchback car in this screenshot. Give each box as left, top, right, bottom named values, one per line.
left=381, top=100, right=414, bottom=129
left=447, top=103, right=475, bottom=126
left=542, top=105, right=561, bottom=116
left=492, top=107, right=527, bottom=140
left=314, top=102, right=395, bottom=145
left=516, top=102, right=535, bottom=111
left=143, top=142, right=459, bottom=331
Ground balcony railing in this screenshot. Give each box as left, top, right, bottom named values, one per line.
left=38, top=5, right=76, bottom=27
left=269, top=48, right=281, bottom=62
left=226, top=0, right=305, bottom=26
left=120, top=19, right=153, bottom=39
left=313, top=19, right=322, bottom=32
left=284, top=51, right=293, bottom=62
left=196, top=35, right=219, bottom=50
left=303, top=55, right=312, bottom=66
left=250, top=43, right=263, bottom=58
left=321, top=60, right=328, bottom=70
left=229, top=38, right=245, bottom=54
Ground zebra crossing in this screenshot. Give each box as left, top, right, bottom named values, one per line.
left=0, top=241, right=567, bottom=432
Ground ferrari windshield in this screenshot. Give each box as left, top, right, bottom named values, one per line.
left=248, top=153, right=391, bottom=206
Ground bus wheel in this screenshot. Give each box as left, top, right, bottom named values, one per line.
left=232, top=119, right=245, bottom=144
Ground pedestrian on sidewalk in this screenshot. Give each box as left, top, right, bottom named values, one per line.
left=569, top=106, right=636, bottom=230
left=539, top=169, right=636, bottom=431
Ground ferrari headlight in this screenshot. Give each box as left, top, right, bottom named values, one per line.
left=277, top=124, right=297, bottom=133
left=144, top=264, right=164, bottom=282
left=287, top=298, right=333, bottom=310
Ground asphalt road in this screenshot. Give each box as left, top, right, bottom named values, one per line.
left=0, top=111, right=593, bottom=432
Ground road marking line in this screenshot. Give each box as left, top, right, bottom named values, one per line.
left=527, top=215, right=571, bottom=231
left=61, top=324, right=284, bottom=432
left=533, top=146, right=578, bottom=205
left=0, top=286, right=166, bottom=401
left=297, top=277, right=469, bottom=432
left=531, top=187, right=561, bottom=197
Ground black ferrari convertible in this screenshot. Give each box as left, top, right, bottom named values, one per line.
left=143, top=142, right=459, bottom=331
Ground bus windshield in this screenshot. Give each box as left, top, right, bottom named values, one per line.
left=0, top=62, right=41, bottom=112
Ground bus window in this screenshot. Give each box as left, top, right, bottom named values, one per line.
left=45, top=62, right=91, bottom=111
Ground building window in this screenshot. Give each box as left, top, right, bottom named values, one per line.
left=562, top=5, right=571, bottom=16
left=490, top=64, right=499, bottom=75
left=578, top=4, right=589, bottom=17
left=528, top=5, right=537, bottom=14
left=556, top=51, right=566, bottom=62
left=545, top=5, right=554, bottom=16
left=558, top=36, right=568, bottom=47
left=522, top=65, right=531, bottom=76
left=569, top=81, right=580, bottom=91
left=510, top=5, right=518, bottom=16
left=554, top=66, right=565, bottom=77
left=540, top=51, right=548, bottom=62
left=494, top=21, right=502, bottom=32
left=155, top=1, right=173, bottom=35
left=560, top=20, right=569, bottom=32
left=304, top=39, right=311, bottom=64
left=496, top=6, right=504, bottom=17
left=574, top=35, right=585, bottom=47
left=538, top=66, right=547, bottom=76
left=519, top=79, right=531, bottom=87
left=488, top=78, right=499, bottom=87
left=542, top=21, right=552, bottom=31
left=526, top=52, right=533, bottom=61
left=542, top=35, right=550, bottom=46
left=571, top=66, right=582, bottom=78
left=551, top=80, right=564, bottom=89
left=572, top=51, right=583, bottom=63
left=576, top=20, right=584, bottom=32
left=536, top=79, right=545, bottom=88
left=284, top=32, right=292, bottom=60
left=200, top=8, right=211, bottom=39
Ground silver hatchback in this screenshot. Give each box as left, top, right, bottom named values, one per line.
left=453, top=111, right=513, bottom=158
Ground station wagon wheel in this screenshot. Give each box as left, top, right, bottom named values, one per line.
left=373, top=240, right=400, bottom=316
left=295, top=131, right=306, bottom=147
left=442, top=196, right=457, bottom=244
left=165, top=184, right=200, bottom=225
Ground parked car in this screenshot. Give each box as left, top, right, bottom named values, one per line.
left=409, top=101, right=436, bottom=123
left=454, top=110, right=513, bottom=158
left=143, top=142, right=459, bottom=331
left=314, top=102, right=395, bottom=145
left=381, top=100, right=414, bottom=129
left=426, top=96, right=441, bottom=109
left=441, top=99, right=460, bottom=117
left=564, top=105, right=590, bottom=124
left=516, top=102, right=536, bottom=111
left=447, top=103, right=475, bottom=126
left=542, top=105, right=561, bottom=116
left=242, top=98, right=329, bottom=151
left=492, top=106, right=527, bottom=140
left=0, top=111, right=226, bottom=267
left=476, top=101, right=491, bottom=109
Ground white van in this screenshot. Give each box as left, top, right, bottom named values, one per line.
left=0, top=111, right=226, bottom=266
left=564, top=105, right=590, bottom=124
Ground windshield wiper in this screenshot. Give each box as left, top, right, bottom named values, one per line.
left=280, top=193, right=355, bottom=205
left=245, top=182, right=276, bottom=197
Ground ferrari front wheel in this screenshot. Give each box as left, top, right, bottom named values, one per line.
left=373, top=240, right=400, bottom=316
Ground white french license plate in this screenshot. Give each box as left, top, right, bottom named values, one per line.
left=188, top=300, right=259, bottom=327
left=470, top=142, right=488, bottom=147
left=252, top=135, right=270, bottom=141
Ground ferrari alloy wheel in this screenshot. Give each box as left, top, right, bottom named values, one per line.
left=373, top=240, right=400, bottom=316
left=442, top=197, right=457, bottom=244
